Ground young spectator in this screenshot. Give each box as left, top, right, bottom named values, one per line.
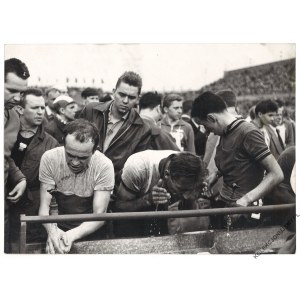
left=139, top=92, right=179, bottom=151
left=253, top=100, right=284, bottom=159
left=192, top=92, right=283, bottom=228
left=275, top=99, right=295, bottom=147
left=44, top=86, right=61, bottom=121
left=160, top=94, right=195, bottom=153
left=79, top=71, right=152, bottom=188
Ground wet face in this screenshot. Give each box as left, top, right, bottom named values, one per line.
left=85, top=95, right=99, bottom=105
left=163, top=174, right=199, bottom=201
left=20, top=95, right=45, bottom=127
left=112, top=82, right=139, bottom=116
left=258, top=111, right=277, bottom=126
left=4, top=72, right=28, bottom=108
left=65, top=134, right=94, bottom=174
left=46, top=90, right=61, bottom=109
left=61, top=103, right=78, bottom=121
left=165, top=100, right=183, bottom=121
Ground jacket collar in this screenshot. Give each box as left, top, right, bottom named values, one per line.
left=161, top=115, right=186, bottom=126
left=91, top=100, right=144, bottom=125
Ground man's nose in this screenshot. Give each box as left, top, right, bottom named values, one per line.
left=71, top=158, right=80, bottom=166
left=13, top=93, right=21, bottom=101
left=123, top=96, right=129, bottom=103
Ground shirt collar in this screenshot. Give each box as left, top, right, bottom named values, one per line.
left=20, top=119, right=38, bottom=135
left=223, top=117, right=244, bottom=135
left=108, top=103, right=129, bottom=122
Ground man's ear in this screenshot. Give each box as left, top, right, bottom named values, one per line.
left=257, top=112, right=263, bottom=118
left=207, top=113, right=216, bottom=122
left=59, top=107, right=65, bottom=115
left=15, top=105, right=23, bottom=115
left=164, top=169, right=170, bottom=178
left=163, top=106, right=168, bottom=114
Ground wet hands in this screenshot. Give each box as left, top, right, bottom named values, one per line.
left=46, top=225, right=75, bottom=254
left=149, top=179, right=171, bottom=205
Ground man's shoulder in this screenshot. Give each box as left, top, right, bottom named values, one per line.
left=42, top=146, right=64, bottom=159
left=92, top=150, right=114, bottom=167
left=178, top=119, right=193, bottom=131
left=85, top=100, right=113, bottom=112
left=43, top=131, right=59, bottom=146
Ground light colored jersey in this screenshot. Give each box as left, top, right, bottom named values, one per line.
left=39, top=146, right=114, bottom=197
left=122, top=150, right=177, bottom=194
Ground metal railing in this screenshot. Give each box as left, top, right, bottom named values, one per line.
left=19, top=203, right=296, bottom=253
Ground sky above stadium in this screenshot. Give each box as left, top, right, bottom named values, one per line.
left=5, top=43, right=295, bottom=92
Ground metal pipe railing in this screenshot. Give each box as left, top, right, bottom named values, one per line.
left=20, top=204, right=296, bottom=223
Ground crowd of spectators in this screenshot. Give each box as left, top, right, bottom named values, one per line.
left=198, top=58, right=295, bottom=96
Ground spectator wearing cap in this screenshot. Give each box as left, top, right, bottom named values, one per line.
left=76, top=88, right=100, bottom=118
left=81, top=88, right=100, bottom=105
left=45, top=95, right=78, bottom=145
left=44, top=86, right=61, bottom=121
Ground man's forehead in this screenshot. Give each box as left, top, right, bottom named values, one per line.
left=116, top=82, right=139, bottom=96
left=5, top=72, right=28, bottom=91
left=25, top=95, right=45, bottom=106
left=65, top=134, right=94, bottom=151
left=265, top=111, right=277, bottom=116
left=170, top=101, right=182, bottom=107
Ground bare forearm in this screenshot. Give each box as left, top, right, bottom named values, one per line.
left=67, top=221, right=105, bottom=241
left=246, top=172, right=284, bottom=204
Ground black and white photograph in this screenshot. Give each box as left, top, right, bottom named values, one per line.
left=3, top=43, right=296, bottom=254
left=1, top=1, right=299, bottom=300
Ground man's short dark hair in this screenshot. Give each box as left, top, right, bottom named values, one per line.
left=115, top=71, right=142, bottom=95
left=216, top=90, right=237, bottom=108
left=182, top=100, right=193, bottom=114
left=64, top=119, right=99, bottom=152
left=19, top=88, right=43, bottom=108
left=249, top=105, right=256, bottom=121
left=5, top=58, right=30, bottom=81
left=163, top=94, right=184, bottom=108
left=81, top=88, right=99, bottom=99
left=168, top=152, right=207, bottom=187
left=255, top=100, right=278, bottom=116
left=275, top=99, right=285, bottom=108
left=139, top=92, right=162, bottom=110
left=191, top=91, right=227, bottom=120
